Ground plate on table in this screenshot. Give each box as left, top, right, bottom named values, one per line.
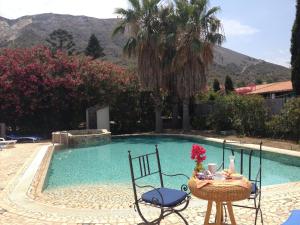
left=231, top=173, right=243, bottom=180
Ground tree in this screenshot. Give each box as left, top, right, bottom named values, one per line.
left=237, top=81, right=246, bottom=87
left=46, top=29, right=76, bottom=54
left=225, top=75, right=234, bottom=94
left=172, top=0, right=225, bottom=131
left=255, top=78, right=263, bottom=85
left=213, top=79, right=221, bottom=92
left=291, top=0, right=300, bottom=95
left=158, top=6, right=180, bottom=129
left=113, top=0, right=166, bottom=133
left=85, top=34, right=105, bottom=59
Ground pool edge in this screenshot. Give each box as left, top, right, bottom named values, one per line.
left=114, top=133, right=300, bottom=159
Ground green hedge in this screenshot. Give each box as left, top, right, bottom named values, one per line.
left=193, top=94, right=300, bottom=140
left=267, top=97, right=300, bottom=140
left=211, top=94, right=267, bottom=135
left=193, top=93, right=268, bottom=136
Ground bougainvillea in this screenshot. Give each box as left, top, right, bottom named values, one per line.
left=191, top=144, right=207, bottom=163
left=0, top=46, right=138, bottom=134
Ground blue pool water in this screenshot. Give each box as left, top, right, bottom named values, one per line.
left=45, top=136, right=300, bottom=189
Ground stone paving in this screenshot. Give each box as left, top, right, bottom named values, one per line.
left=0, top=142, right=300, bottom=225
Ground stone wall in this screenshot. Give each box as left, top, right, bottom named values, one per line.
left=52, top=129, right=111, bottom=148
left=194, top=97, right=288, bottom=117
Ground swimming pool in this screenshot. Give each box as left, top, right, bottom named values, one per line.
left=44, top=135, right=300, bottom=190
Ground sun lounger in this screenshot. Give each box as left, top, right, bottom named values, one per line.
left=6, top=135, right=42, bottom=143
left=0, top=138, right=17, bottom=148
left=282, top=210, right=300, bottom=225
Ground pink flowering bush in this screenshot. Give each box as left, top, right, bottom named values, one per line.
left=0, top=46, right=139, bottom=134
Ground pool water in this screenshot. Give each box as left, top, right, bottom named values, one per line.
left=45, top=136, right=300, bottom=190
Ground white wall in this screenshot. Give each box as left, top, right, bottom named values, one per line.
left=96, top=106, right=110, bottom=131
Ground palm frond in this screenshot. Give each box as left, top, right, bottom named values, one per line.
left=128, top=0, right=141, bottom=11
left=205, top=6, right=221, bottom=18
left=123, top=37, right=137, bottom=57
left=112, top=23, right=126, bottom=37
left=206, top=33, right=225, bottom=45
left=114, top=8, right=129, bottom=16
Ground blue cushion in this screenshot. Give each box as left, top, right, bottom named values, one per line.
left=141, top=188, right=187, bottom=207
left=282, top=210, right=300, bottom=225
left=251, top=183, right=258, bottom=194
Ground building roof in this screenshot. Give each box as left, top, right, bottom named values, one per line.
left=235, top=81, right=293, bottom=95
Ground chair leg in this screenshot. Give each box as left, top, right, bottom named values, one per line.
left=260, top=208, right=264, bottom=224
left=254, top=198, right=258, bottom=225
left=254, top=193, right=263, bottom=225
left=135, top=203, right=164, bottom=225
left=254, top=208, right=259, bottom=225
left=254, top=205, right=264, bottom=225
left=174, top=211, right=189, bottom=225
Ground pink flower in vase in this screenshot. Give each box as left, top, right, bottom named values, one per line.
left=191, top=144, right=207, bottom=163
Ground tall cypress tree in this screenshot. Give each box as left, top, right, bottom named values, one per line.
left=85, top=34, right=105, bottom=59
left=291, top=0, right=300, bottom=95
left=213, top=79, right=221, bottom=92
left=225, top=75, right=234, bottom=94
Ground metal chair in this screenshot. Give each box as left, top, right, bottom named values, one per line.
left=128, top=145, right=191, bottom=224
left=221, top=140, right=263, bottom=225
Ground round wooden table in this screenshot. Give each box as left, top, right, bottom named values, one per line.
left=188, top=177, right=251, bottom=225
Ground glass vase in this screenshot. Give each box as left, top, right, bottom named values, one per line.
left=194, top=162, right=204, bottom=173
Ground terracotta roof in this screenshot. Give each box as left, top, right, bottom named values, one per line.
left=235, top=81, right=293, bottom=95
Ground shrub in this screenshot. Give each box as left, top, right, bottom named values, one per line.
left=267, top=97, right=300, bottom=140
left=191, top=115, right=209, bottom=130
left=208, top=94, right=235, bottom=131
left=200, top=94, right=268, bottom=135
left=230, top=95, right=267, bottom=136
left=0, top=46, right=147, bottom=135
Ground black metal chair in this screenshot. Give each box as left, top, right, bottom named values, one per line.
left=221, top=140, right=263, bottom=225
left=128, top=145, right=191, bottom=224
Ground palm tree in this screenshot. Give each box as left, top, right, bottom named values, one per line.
left=172, top=0, right=225, bottom=131
left=157, top=4, right=180, bottom=128
left=113, top=0, right=166, bottom=133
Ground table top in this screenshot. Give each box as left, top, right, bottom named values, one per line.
left=188, top=176, right=252, bottom=202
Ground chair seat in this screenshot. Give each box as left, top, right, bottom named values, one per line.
left=142, top=188, right=187, bottom=207
left=251, top=182, right=258, bottom=194
left=282, top=210, right=300, bottom=225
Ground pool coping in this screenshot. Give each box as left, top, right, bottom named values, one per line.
left=1, top=134, right=300, bottom=223
left=114, top=133, right=300, bottom=158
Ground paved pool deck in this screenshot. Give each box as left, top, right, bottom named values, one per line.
left=0, top=140, right=299, bottom=225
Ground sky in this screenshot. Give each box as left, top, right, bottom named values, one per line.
left=0, top=0, right=296, bottom=68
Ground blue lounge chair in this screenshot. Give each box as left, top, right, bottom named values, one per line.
left=282, top=210, right=300, bottom=225
left=6, top=134, right=42, bottom=143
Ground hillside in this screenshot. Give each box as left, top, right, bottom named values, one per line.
left=0, top=13, right=291, bottom=85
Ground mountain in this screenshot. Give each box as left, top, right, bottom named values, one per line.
left=0, top=13, right=291, bottom=85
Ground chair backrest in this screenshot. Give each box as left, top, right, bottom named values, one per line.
left=128, top=145, right=164, bottom=202
left=222, top=140, right=262, bottom=189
